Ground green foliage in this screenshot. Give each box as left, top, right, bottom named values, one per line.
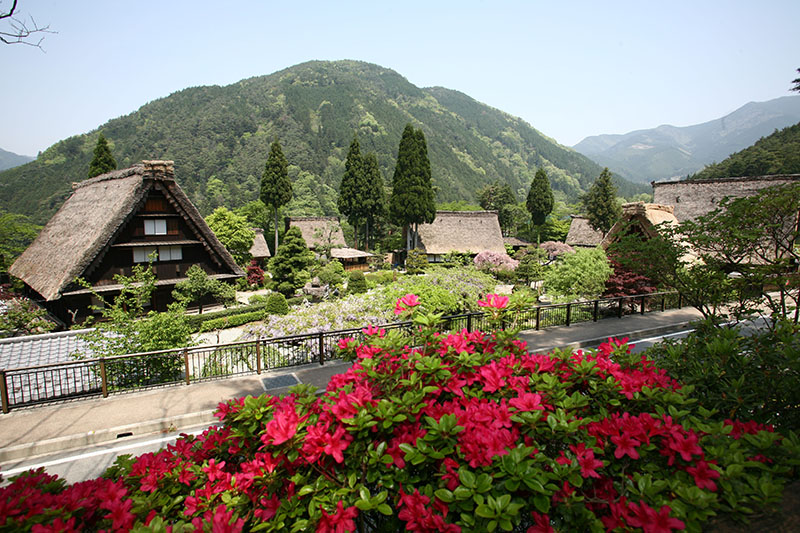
left=198, top=310, right=266, bottom=332
left=205, top=207, right=255, bottom=266
left=315, top=260, right=346, bottom=289
left=0, top=210, right=39, bottom=271
left=364, top=270, right=397, bottom=289
left=383, top=267, right=496, bottom=315
left=172, top=265, right=236, bottom=314
left=477, top=180, right=519, bottom=235
left=526, top=168, right=554, bottom=227
left=265, top=292, right=289, bottom=315
left=347, top=270, right=367, bottom=294
left=404, top=248, right=429, bottom=275
left=646, top=318, right=800, bottom=432
left=0, top=298, right=55, bottom=337
left=389, top=124, right=436, bottom=247
left=269, top=226, right=314, bottom=297
left=261, top=139, right=292, bottom=252
left=361, top=152, right=387, bottom=249
left=234, top=200, right=271, bottom=231
left=693, top=123, right=800, bottom=180
left=87, top=133, right=117, bottom=178
left=338, top=135, right=367, bottom=243
left=582, top=167, right=622, bottom=234
left=544, top=246, right=612, bottom=301
left=515, top=246, right=549, bottom=285
left=184, top=303, right=269, bottom=331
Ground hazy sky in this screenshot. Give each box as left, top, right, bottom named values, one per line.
left=1, top=0, right=798, bottom=156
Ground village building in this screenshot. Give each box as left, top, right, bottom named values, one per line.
left=565, top=215, right=605, bottom=248
left=503, top=236, right=533, bottom=255
left=9, top=161, right=243, bottom=325
left=652, top=174, right=800, bottom=222
left=286, top=216, right=373, bottom=271
left=412, top=211, right=506, bottom=263
left=249, top=228, right=271, bottom=266
left=602, top=203, right=680, bottom=248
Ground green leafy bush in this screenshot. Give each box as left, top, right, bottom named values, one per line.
left=544, top=246, right=612, bottom=302
left=404, top=248, right=429, bottom=274
left=185, top=303, right=268, bottom=331
left=198, top=311, right=266, bottom=333
left=265, top=292, right=289, bottom=316
left=316, top=260, right=346, bottom=289
left=347, top=270, right=368, bottom=294
left=365, top=270, right=397, bottom=289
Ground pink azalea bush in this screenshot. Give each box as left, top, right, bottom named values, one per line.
left=1, top=295, right=799, bottom=532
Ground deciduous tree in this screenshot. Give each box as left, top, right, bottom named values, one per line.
left=477, top=180, right=517, bottom=235
left=0, top=209, right=38, bottom=272
left=583, top=168, right=621, bottom=234
left=172, top=265, right=236, bottom=314
left=260, top=139, right=292, bottom=253
left=205, top=207, right=255, bottom=266
left=88, top=133, right=117, bottom=178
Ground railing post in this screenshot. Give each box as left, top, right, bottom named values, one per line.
left=661, top=294, right=666, bottom=312
left=0, top=370, right=9, bottom=414
left=535, top=307, right=541, bottom=331
left=640, top=295, right=646, bottom=315
left=618, top=298, right=624, bottom=319
left=678, top=293, right=683, bottom=308
left=319, top=333, right=325, bottom=366
left=565, top=304, right=572, bottom=327
left=100, top=358, right=108, bottom=398
left=256, top=340, right=262, bottom=374
left=593, top=300, right=599, bottom=322
left=183, top=348, right=190, bottom=385
left=467, top=313, right=473, bottom=333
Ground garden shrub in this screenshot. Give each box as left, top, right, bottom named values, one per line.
left=405, top=248, right=429, bottom=274
left=185, top=303, right=268, bottom=331
left=364, top=270, right=397, bottom=289
left=383, top=267, right=496, bottom=315
left=265, top=292, right=289, bottom=316
left=473, top=250, right=519, bottom=274
left=246, top=260, right=265, bottom=287
left=248, top=294, right=268, bottom=305
left=544, top=247, right=612, bottom=302
left=645, top=318, right=800, bottom=433
left=197, top=311, right=266, bottom=333
left=347, top=271, right=368, bottom=295
left=5, top=295, right=798, bottom=531
left=316, top=260, right=346, bottom=289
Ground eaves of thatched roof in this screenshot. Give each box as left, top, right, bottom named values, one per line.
left=287, top=216, right=347, bottom=249
left=249, top=228, right=271, bottom=259
left=331, top=247, right=373, bottom=260
left=9, top=161, right=243, bottom=301
left=416, top=211, right=505, bottom=255
left=602, top=203, right=680, bottom=247
left=565, top=216, right=604, bottom=248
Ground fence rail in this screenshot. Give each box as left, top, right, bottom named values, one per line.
left=0, top=291, right=682, bottom=413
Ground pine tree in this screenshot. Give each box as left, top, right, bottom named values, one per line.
left=88, top=133, right=117, bottom=178
left=583, top=168, right=622, bottom=234
left=269, top=226, right=314, bottom=296
left=260, top=139, right=292, bottom=253
left=389, top=124, right=436, bottom=250
left=526, top=168, right=554, bottom=242
left=338, top=135, right=366, bottom=248
left=361, top=152, right=386, bottom=250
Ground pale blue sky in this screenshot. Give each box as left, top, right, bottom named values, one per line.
left=1, top=0, right=798, bottom=156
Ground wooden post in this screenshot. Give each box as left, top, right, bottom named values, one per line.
left=183, top=349, right=190, bottom=385
left=256, top=340, right=262, bottom=374
left=535, top=307, right=541, bottom=331
left=593, top=300, right=599, bottom=322
left=319, top=333, right=325, bottom=366
left=0, top=370, right=9, bottom=414
left=566, top=304, right=572, bottom=327
left=100, top=359, right=108, bottom=398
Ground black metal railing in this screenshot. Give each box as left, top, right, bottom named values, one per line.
left=0, top=291, right=682, bottom=413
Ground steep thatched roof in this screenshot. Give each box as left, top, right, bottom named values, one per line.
left=503, top=236, right=532, bottom=249
left=249, top=228, right=271, bottom=259
left=565, top=216, right=604, bottom=248
left=416, top=211, right=505, bottom=255
left=9, top=161, right=242, bottom=301
left=602, top=203, right=679, bottom=247
left=331, top=248, right=373, bottom=260
left=287, top=217, right=347, bottom=249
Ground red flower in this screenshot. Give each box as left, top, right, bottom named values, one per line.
left=262, top=402, right=303, bottom=446
left=394, top=293, right=420, bottom=315
left=478, top=293, right=510, bottom=309
left=317, top=500, right=358, bottom=533
left=686, top=460, right=720, bottom=491
left=627, top=502, right=685, bottom=533
left=610, top=433, right=641, bottom=460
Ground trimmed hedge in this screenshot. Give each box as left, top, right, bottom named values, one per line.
left=197, top=311, right=266, bottom=333
left=185, top=303, right=268, bottom=332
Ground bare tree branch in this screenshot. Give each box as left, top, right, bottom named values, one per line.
left=0, top=0, right=54, bottom=50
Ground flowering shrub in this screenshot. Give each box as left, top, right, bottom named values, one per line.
left=473, top=250, right=519, bottom=273
left=3, top=295, right=798, bottom=532
left=539, top=241, right=575, bottom=260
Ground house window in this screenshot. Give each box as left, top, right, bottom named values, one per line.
left=158, top=246, right=183, bottom=261
left=144, top=219, right=167, bottom=235
left=133, top=247, right=158, bottom=263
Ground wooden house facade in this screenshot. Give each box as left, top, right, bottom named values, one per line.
left=9, top=161, right=243, bottom=325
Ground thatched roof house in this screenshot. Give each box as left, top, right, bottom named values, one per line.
left=249, top=228, right=271, bottom=263
left=10, top=161, right=243, bottom=324
left=652, top=174, right=800, bottom=222
left=602, top=203, right=680, bottom=247
left=414, top=211, right=506, bottom=262
left=286, top=216, right=373, bottom=271
left=565, top=216, right=604, bottom=248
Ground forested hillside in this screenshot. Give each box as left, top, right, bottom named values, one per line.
left=0, top=60, right=646, bottom=224
left=691, top=122, right=800, bottom=180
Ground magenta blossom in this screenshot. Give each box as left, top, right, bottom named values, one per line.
left=394, top=293, right=421, bottom=315
left=478, top=293, right=510, bottom=310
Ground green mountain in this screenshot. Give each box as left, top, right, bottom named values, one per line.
left=0, top=147, right=33, bottom=172
left=690, top=121, right=800, bottom=180
left=574, top=96, right=800, bottom=183
left=0, top=60, right=646, bottom=224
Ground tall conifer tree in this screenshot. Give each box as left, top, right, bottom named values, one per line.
left=583, top=167, right=621, bottom=234
left=88, top=133, right=117, bottom=178
left=260, top=139, right=292, bottom=253
left=526, top=168, right=554, bottom=242
left=389, top=124, right=435, bottom=250
left=338, top=135, right=366, bottom=249
left=362, top=152, right=386, bottom=250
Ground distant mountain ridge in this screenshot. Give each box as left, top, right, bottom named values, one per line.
left=0, top=60, right=646, bottom=224
left=574, top=96, right=800, bottom=183
left=0, top=148, right=33, bottom=172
